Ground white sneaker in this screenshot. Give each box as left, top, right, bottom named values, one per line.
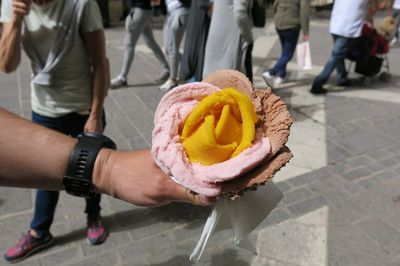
left=273, top=76, right=284, bottom=88
left=110, top=77, right=127, bottom=89
left=262, top=71, right=274, bottom=86
left=159, top=78, right=177, bottom=92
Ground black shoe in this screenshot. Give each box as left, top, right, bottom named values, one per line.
left=310, top=85, right=327, bottom=95
left=337, top=79, right=352, bottom=87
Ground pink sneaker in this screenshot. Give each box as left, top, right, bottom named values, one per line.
left=86, top=214, right=108, bottom=245
left=4, top=231, right=54, bottom=263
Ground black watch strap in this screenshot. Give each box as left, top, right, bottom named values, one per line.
left=63, top=132, right=117, bottom=198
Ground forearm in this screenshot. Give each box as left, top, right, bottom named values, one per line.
left=0, top=108, right=76, bottom=190
left=90, top=62, right=108, bottom=118
left=0, top=17, right=23, bottom=73
left=85, top=30, right=108, bottom=120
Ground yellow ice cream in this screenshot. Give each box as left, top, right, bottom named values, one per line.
left=180, top=88, right=258, bottom=165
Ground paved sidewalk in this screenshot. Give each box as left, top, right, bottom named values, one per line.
left=1, top=11, right=400, bottom=266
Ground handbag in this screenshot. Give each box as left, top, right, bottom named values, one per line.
left=252, top=0, right=266, bottom=28
left=296, top=41, right=313, bottom=70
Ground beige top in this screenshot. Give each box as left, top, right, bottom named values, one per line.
left=273, top=0, right=310, bottom=35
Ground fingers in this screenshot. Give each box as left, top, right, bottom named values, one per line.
left=179, top=186, right=216, bottom=206
left=13, top=0, right=31, bottom=16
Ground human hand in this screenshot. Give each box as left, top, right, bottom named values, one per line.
left=84, top=113, right=104, bottom=133
left=303, top=34, right=310, bottom=42
left=12, top=0, right=32, bottom=19
left=93, top=149, right=217, bottom=207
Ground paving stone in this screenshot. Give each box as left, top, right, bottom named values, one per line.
left=118, top=234, right=175, bottom=264
left=352, top=183, right=400, bottom=230
left=341, top=166, right=373, bottom=181
left=286, top=172, right=314, bottom=187
left=386, top=144, right=400, bottom=154
left=322, top=189, right=368, bottom=223
left=332, top=127, right=395, bottom=155
left=327, top=219, right=396, bottom=266
left=0, top=187, right=33, bottom=216
left=326, top=140, right=353, bottom=162
left=40, top=246, right=82, bottom=266
left=286, top=196, right=327, bottom=218
left=273, top=181, right=292, bottom=193
left=9, top=257, right=42, bottom=266
left=355, top=216, right=400, bottom=255
left=368, top=149, right=394, bottom=160
left=376, top=157, right=398, bottom=168
left=365, top=159, right=387, bottom=173
left=281, top=187, right=314, bottom=205
left=307, top=175, right=349, bottom=196
left=257, top=208, right=291, bottom=227
left=144, top=238, right=198, bottom=266
left=346, top=155, right=374, bottom=167
left=70, top=251, right=119, bottom=266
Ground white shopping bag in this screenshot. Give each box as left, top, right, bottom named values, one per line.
left=296, top=41, right=312, bottom=70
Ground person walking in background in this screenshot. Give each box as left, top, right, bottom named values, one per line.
left=110, top=0, right=170, bottom=89
left=202, top=0, right=253, bottom=79
left=310, top=0, right=378, bottom=94
left=262, top=0, right=310, bottom=88
left=179, top=0, right=212, bottom=82
left=159, top=0, right=190, bottom=92
left=390, top=0, right=400, bottom=46
left=0, top=0, right=110, bottom=262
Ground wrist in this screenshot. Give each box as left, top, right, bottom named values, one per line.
left=11, top=15, right=24, bottom=28
left=92, top=148, right=114, bottom=195
left=63, top=133, right=116, bottom=198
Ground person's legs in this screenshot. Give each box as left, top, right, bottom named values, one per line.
left=166, top=8, right=189, bottom=80
left=30, top=112, right=63, bottom=236
left=160, top=8, right=189, bottom=91
left=60, top=112, right=108, bottom=245
left=5, top=112, right=62, bottom=263
left=311, top=35, right=356, bottom=93
left=269, top=29, right=300, bottom=78
left=142, top=19, right=170, bottom=81
left=268, top=28, right=285, bottom=77
left=112, top=8, right=149, bottom=87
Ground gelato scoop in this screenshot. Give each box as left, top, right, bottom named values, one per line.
left=152, top=70, right=292, bottom=197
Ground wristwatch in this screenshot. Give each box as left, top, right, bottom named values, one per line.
left=63, top=132, right=117, bottom=198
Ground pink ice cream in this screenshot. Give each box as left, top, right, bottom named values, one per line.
left=151, top=82, right=271, bottom=197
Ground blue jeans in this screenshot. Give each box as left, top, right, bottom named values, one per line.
left=313, top=34, right=358, bottom=87
left=30, top=111, right=105, bottom=236
left=269, top=28, right=300, bottom=78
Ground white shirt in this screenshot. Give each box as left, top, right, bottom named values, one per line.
left=394, top=0, right=400, bottom=9
left=329, top=0, right=369, bottom=38
left=165, top=0, right=183, bottom=12
left=0, top=0, right=103, bottom=117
